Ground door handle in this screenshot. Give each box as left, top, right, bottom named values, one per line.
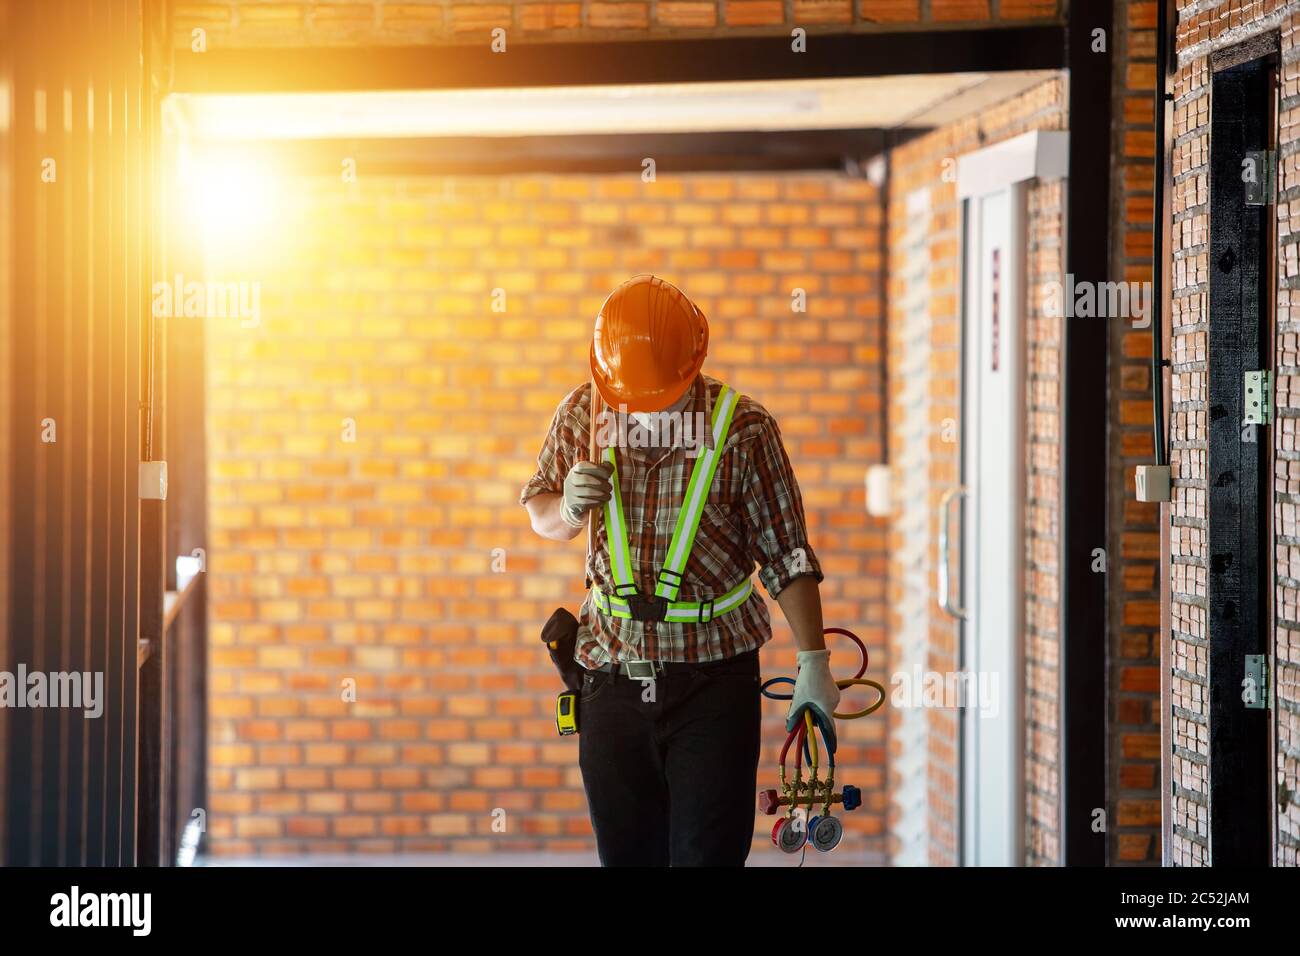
left=938, top=486, right=968, bottom=620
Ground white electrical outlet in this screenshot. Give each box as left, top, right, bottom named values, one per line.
left=139, top=461, right=168, bottom=501
left=864, top=464, right=892, bottom=517
left=1134, top=464, right=1170, bottom=503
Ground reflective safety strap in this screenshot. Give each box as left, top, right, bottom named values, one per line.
left=591, top=588, right=633, bottom=620
left=654, top=385, right=739, bottom=601
left=601, top=445, right=636, bottom=597
left=593, top=577, right=753, bottom=624
left=600, top=382, right=742, bottom=613
left=661, top=578, right=753, bottom=622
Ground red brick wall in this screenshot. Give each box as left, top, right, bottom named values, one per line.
left=169, top=0, right=1063, bottom=48
left=884, top=76, right=1066, bottom=866
left=202, top=170, right=888, bottom=855
left=1109, top=0, right=1162, bottom=866
left=1166, top=0, right=1300, bottom=868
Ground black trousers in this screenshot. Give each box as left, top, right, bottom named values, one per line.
left=577, top=648, right=763, bottom=867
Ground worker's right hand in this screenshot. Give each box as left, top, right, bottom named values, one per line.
left=561, top=460, right=615, bottom=527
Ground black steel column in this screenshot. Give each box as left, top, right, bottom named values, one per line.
left=1061, top=0, right=1113, bottom=866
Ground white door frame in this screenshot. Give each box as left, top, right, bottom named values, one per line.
left=960, top=181, right=1026, bottom=867
left=953, top=130, right=1068, bottom=867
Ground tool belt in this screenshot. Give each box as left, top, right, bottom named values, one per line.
left=591, top=576, right=753, bottom=623
left=590, top=647, right=759, bottom=678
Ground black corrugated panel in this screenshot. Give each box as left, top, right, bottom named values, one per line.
left=2, top=0, right=159, bottom=867
left=6, top=0, right=42, bottom=866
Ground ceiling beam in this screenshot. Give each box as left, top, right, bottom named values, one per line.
left=170, top=26, right=1066, bottom=94
left=204, top=129, right=914, bottom=175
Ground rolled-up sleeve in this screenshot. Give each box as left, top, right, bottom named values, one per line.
left=520, top=386, right=585, bottom=507
left=738, top=409, right=823, bottom=597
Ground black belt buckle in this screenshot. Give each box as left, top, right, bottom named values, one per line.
left=626, top=592, right=668, bottom=622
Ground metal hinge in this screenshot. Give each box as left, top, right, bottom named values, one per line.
left=1245, top=654, right=1269, bottom=709
left=1244, top=370, right=1273, bottom=426
left=1244, top=149, right=1277, bottom=206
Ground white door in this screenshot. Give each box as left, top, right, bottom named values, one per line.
left=956, top=184, right=1026, bottom=866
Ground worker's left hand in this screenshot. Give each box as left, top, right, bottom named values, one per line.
left=786, top=648, right=841, bottom=753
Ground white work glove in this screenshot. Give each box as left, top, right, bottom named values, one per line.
left=786, top=649, right=841, bottom=754
left=560, top=460, right=614, bottom=528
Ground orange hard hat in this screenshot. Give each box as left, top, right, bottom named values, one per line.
left=589, top=275, right=709, bottom=414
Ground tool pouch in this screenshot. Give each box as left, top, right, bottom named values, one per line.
left=540, top=607, right=584, bottom=692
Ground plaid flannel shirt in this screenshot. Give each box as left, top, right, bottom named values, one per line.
left=520, top=374, right=822, bottom=667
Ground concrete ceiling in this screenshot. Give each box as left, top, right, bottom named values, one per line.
left=171, top=70, right=1059, bottom=141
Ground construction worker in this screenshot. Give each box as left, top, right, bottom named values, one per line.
left=521, top=275, right=840, bottom=866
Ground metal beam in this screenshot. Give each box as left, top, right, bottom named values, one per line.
left=170, top=27, right=1067, bottom=94
left=208, top=129, right=908, bottom=175
left=1060, top=1, right=1112, bottom=867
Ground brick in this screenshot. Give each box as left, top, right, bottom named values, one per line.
left=655, top=2, right=718, bottom=27
left=238, top=5, right=305, bottom=25
left=724, top=1, right=784, bottom=26
left=448, top=4, right=513, bottom=32
left=587, top=2, right=649, bottom=28
left=858, top=0, right=919, bottom=21
left=998, top=0, right=1056, bottom=19
left=515, top=2, right=584, bottom=30
left=930, top=0, right=989, bottom=22
left=792, top=0, right=853, bottom=25
left=1116, top=833, right=1155, bottom=862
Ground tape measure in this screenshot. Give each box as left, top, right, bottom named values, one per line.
left=555, top=690, right=579, bottom=736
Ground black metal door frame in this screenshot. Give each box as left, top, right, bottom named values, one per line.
left=1205, top=38, right=1277, bottom=866
left=167, top=22, right=1116, bottom=870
